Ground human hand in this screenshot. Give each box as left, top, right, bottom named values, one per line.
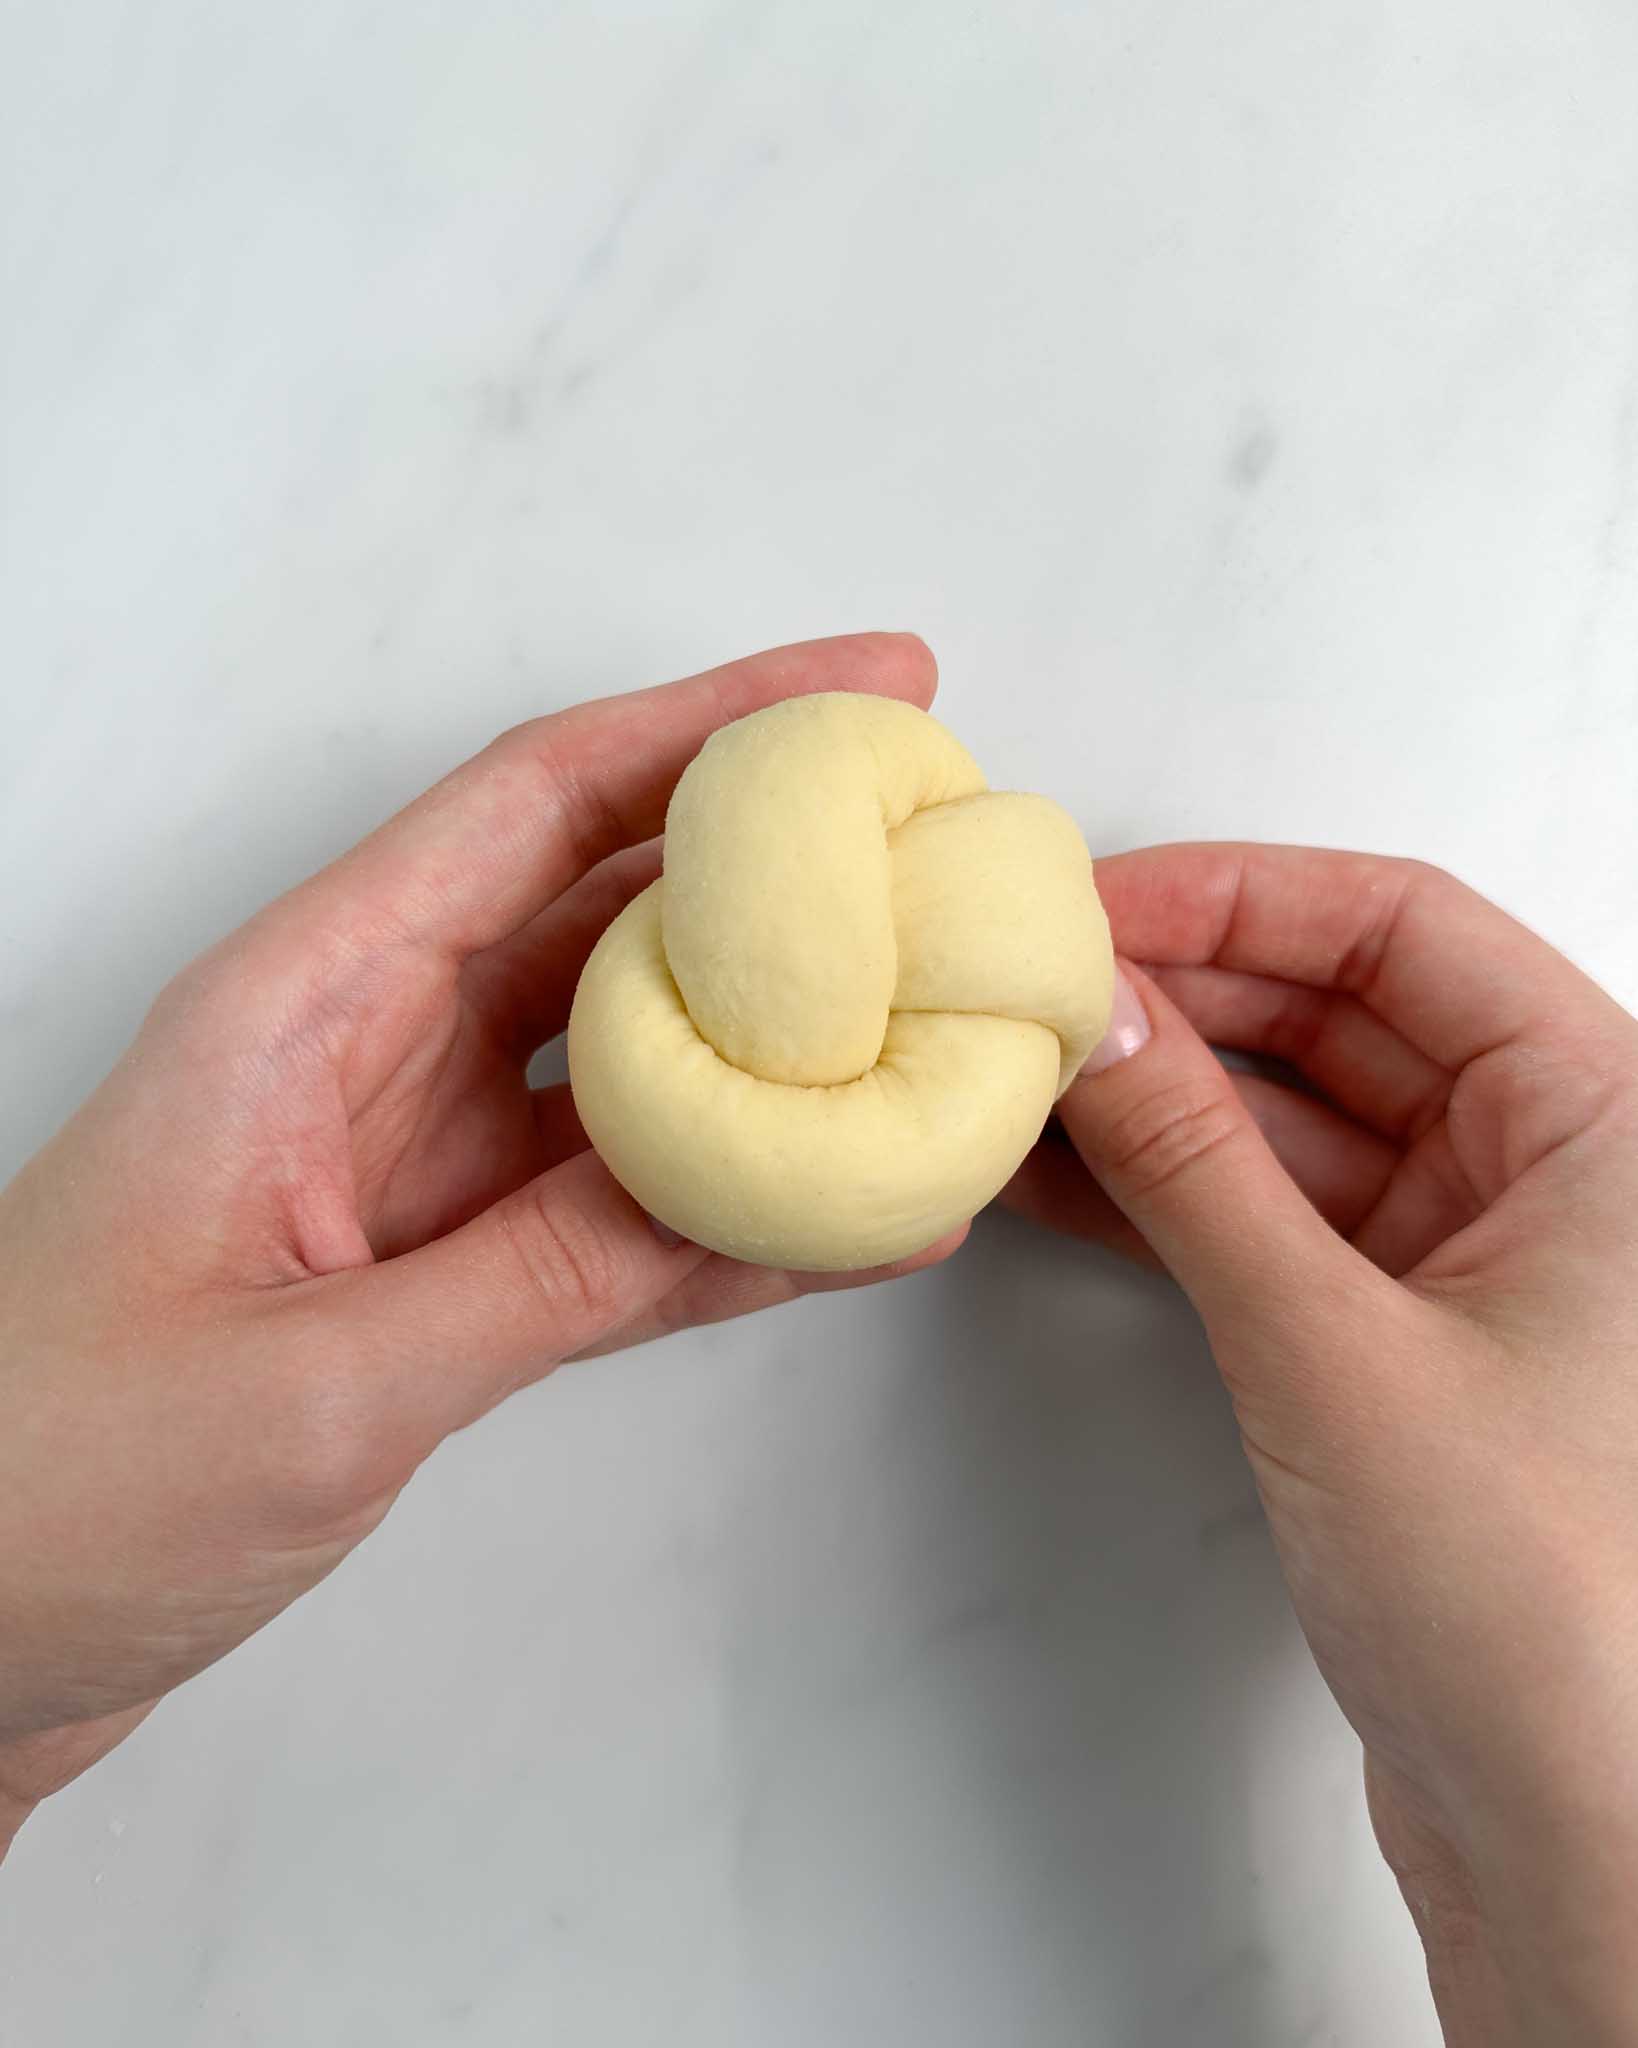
left=0, top=633, right=962, bottom=1855
left=1005, top=845, right=1638, bottom=2045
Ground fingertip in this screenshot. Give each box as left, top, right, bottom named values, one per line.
left=807, top=629, right=938, bottom=707
left=877, top=1217, right=971, bottom=1276
left=895, top=1218, right=970, bottom=1272
left=1078, top=959, right=1155, bottom=1076
left=877, top=629, right=939, bottom=707
left=866, top=1217, right=970, bottom=1275
left=779, top=1218, right=968, bottom=1295
left=643, top=1208, right=692, bottom=1251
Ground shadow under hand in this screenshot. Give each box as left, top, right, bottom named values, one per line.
left=721, top=1206, right=1319, bottom=2048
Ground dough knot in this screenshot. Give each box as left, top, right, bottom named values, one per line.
left=568, top=693, right=1113, bottom=1268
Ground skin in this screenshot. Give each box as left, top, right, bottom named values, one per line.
left=1005, top=845, right=1638, bottom=2045
left=0, top=634, right=962, bottom=1837
left=2, top=634, right=1635, bottom=2040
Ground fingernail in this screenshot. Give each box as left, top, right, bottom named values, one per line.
left=645, top=1210, right=688, bottom=1249
left=1081, top=966, right=1151, bottom=1074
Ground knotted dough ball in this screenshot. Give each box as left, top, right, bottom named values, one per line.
left=567, top=693, right=1114, bottom=1270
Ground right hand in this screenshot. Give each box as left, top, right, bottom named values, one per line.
left=1005, top=844, right=1638, bottom=2047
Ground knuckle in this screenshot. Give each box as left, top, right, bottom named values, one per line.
left=496, top=714, right=628, bottom=875
left=1398, top=855, right=1454, bottom=887
left=141, top=954, right=228, bottom=1040
left=1334, top=857, right=1464, bottom=999
left=1098, top=1080, right=1246, bottom=1200
left=1392, top=855, right=1479, bottom=912
left=506, top=1183, right=629, bottom=1328
left=141, top=932, right=276, bottom=1052
left=488, top=715, right=550, bottom=769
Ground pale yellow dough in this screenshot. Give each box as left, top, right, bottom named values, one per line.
left=566, top=693, right=1114, bottom=1270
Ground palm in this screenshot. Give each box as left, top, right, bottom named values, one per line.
left=355, top=989, right=544, bottom=1258
left=1011, top=1057, right=1482, bottom=1283
left=284, top=949, right=554, bottom=1268
left=1005, top=847, right=1606, bottom=1295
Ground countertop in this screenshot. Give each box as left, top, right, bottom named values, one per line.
left=3, top=3, right=1637, bottom=2042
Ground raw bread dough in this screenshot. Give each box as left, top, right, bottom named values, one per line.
left=567, top=692, right=1114, bottom=1269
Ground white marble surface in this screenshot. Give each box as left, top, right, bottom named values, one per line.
left=4, top=2, right=1637, bottom=2041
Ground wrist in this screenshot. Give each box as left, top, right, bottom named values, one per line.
left=1466, top=1838, right=1638, bottom=2045
left=0, top=1701, right=158, bottom=1863
left=1371, top=1747, right=1638, bottom=2046
left=1424, top=1802, right=1638, bottom=2044
left=0, top=1806, right=30, bottom=1863
left=1423, top=1906, right=1638, bottom=2048
left=0, top=1760, right=38, bottom=1866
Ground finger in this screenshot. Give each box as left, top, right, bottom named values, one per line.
left=999, top=1129, right=1163, bottom=1268
left=1057, top=959, right=1380, bottom=1332
left=1144, top=960, right=1449, bottom=1146
left=330, top=1149, right=713, bottom=1443
left=1234, top=1072, right=1399, bottom=1240
left=1092, top=843, right=1620, bottom=1073
left=289, top=633, right=938, bottom=961
left=1002, top=1070, right=1397, bottom=1262
left=570, top=1224, right=969, bottom=1360
left=530, top=1082, right=589, bottom=1169
left=1346, top=1122, right=1485, bottom=1279
left=467, top=838, right=663, bottom=1060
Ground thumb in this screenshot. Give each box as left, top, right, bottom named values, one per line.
left=336, top=1149, right=710, bottom=1442
left=1059, top=960, right=1353, bottom=1332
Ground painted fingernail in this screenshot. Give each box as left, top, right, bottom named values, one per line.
left=1081, top=966, right=1152, bottom=1074
left=645, top=1210, right=688, bottom=1249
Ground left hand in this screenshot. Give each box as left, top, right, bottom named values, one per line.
left=0, top=632, right=961, bottom=1852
